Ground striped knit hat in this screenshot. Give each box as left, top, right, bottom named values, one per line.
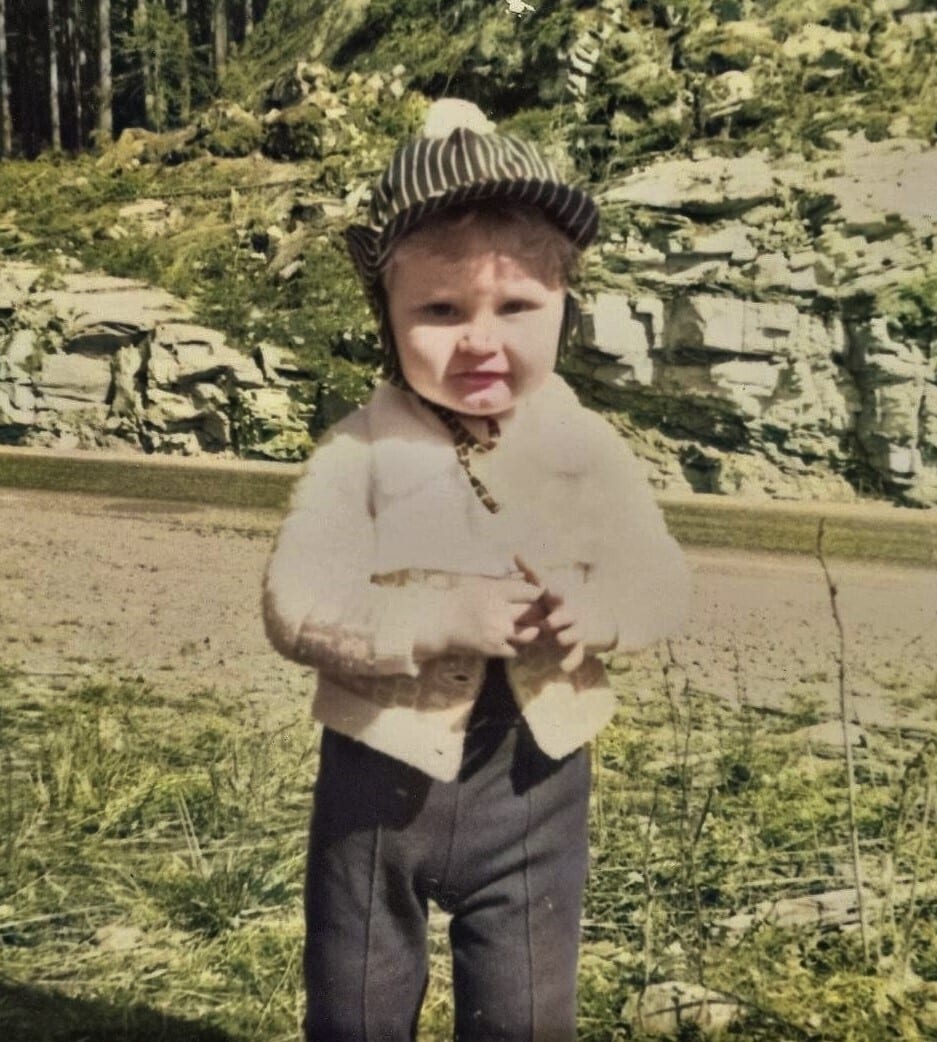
left=345, top=99, right=599, bottom=294
left=345, top=100, right=598, bottom=514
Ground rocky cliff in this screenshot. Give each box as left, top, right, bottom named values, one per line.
left=0, top=262, right=314, bottom=460
left=567, top=133, right=937, bottom=506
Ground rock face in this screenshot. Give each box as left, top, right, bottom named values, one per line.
left=0, top=262, right=313, bottom=461
left=2, top=126, right=936, bottom=504
left=569, top=134, right=937, bottom=506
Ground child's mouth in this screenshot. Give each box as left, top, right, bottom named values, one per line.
left=453, top=371, right=508, bottom=389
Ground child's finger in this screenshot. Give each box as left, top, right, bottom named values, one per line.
left=560, top=641, right=586, bottom=673
left=554, top=624, right=582, bottom=648
left=511, top=601, right=544, bottom=625
left=503, top=578, right=544, bottom=603
left=511, top=625, right=541, bottom=645
left=544, top=606, right=573, bottom=633
left=513, top=554, right=540, bottom=586
left=515, top=601, right=548, bottom=626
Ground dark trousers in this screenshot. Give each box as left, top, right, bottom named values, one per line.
left=304, top=660, right=591, bottom=1042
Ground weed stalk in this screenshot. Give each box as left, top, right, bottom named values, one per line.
left=816, top=517, right=870, bottom=964
left=176, top=792, right=208, bottom=879
left=662, top=640, right=709, bottom=984
left=2, top=693, right=13, bottom=872
left=640, top=785, right=659, bottom=990
left=893, top=737, right=936, bottom=977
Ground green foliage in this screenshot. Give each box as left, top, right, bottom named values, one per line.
left=198, top=107, right=265, bottom=159
left=577, top=660, right=937, bottom=1041
left=262, top=104, right=329, bottom=160
left=339, top=12, right=475, bottom=98
left=229, top=0, right=379, bottom=109
left=153, top=851, right=294, bottom=938
left=0, top=150, right=382, bottom=439
left=758, top=0, right=879, bottom=35
left=881, top=266, right=937, bottom=344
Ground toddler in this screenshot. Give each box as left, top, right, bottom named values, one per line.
left=263, top=100, right=690, bottom=1042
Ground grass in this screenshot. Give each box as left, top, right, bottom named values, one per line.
left=2, top=655, right=936, bottom=1042
left=662, top=497, right=937, bottom=568
left=0, top=453, right=292, bottom=512
left=2, top=450, right=937, bottom=565
left=1, top=671, right=314, bottom=1042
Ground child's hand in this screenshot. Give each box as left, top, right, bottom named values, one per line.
left=414, top=575, right=546, bottom=660
left=514, top=556, right=616, bottom=673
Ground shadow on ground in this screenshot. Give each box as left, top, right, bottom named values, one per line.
left=0, top=979, right=236, bottom=1042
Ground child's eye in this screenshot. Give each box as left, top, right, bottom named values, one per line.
left=421, top=302, right=458, bottom=319
left=500, top=299, right=535, bottom=315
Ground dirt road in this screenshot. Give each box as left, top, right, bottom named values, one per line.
left=2, top=487, right=934, bottom=734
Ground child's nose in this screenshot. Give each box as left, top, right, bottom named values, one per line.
left=457, top=320, right=497, bottom=353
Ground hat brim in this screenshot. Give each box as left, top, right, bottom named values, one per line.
left=346, top=178, right=598, bottom=291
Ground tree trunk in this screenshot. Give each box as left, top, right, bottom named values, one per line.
left=97, top=0, right=112, bottom=141
left=67, top=0, right=83, bottom=150
left=213, top=0, right=228, bottom=79
left=47, top=0, right=62, bottom=151
left=153, top=35, right=162, bottom=132
left=135, top=0, right=155, bottom=129
left=244, top=0, right=253, bottom=38
left=179, top=0, right=190, bottom=123
left=0, top=0, right=11, bottom=156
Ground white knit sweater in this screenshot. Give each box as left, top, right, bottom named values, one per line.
left=262, top=375, right=690, bottom=780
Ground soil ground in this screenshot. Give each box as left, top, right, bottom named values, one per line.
left=1, top=486, right=935, bottom=736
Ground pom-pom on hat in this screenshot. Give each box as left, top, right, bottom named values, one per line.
left=345, top=98, right=599, bottom=293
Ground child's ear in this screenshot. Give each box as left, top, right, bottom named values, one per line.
left=558, top=293, right=582, bottom=359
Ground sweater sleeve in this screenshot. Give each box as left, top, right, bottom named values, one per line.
left=582, top=417, right=691, bottom=653
left=261, top=411, right=430, bottom=678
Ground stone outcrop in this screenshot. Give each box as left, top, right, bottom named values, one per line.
left=2, top=134, right=936, bottom=504
left=0, top=262, right=314, bottom=461
left=569, top=134, right=937, bottom=506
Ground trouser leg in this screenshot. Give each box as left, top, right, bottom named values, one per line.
left=448, top=727, right=591, bottom=1042
left=303, top=729, right=433, bottom=1042
left=304, top=663, right=592, bottom=1042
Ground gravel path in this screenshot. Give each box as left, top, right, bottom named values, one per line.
left=2, top=487, right=934, bottom=734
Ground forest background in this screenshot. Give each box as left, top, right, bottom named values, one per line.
left=0, top=0, right=268, bottom=156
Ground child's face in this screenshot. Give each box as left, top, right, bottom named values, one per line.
left=385, top=225, right=566, bottom=418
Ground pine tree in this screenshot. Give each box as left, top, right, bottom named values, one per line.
left=179, top=0, right=190, bottom=122
left=66, top=0, right=84, bottom=150
left=0, top=0, right=10, bottom=156
left=213, top=0, right=228, bottom=79
left=47, top=0, right=62, bottom=150
left=97, top=0, right=113, bottom=141
left=135, top=0, right=156, bottom=129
